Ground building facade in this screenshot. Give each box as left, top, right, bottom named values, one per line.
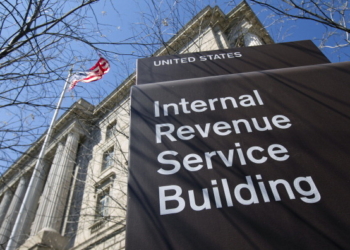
left=0, top=2, right=272, bottom=250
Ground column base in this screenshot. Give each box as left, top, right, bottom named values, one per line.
left=19, top=228, right=69, bottom=250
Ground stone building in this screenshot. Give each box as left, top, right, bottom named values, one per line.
left=0, top=2, right=273, bottom=250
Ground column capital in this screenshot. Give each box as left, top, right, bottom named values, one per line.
left=66, top=119, right=86, bottom=137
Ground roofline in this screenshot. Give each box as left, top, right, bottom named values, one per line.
left=0, top=99, right=94, bottom=183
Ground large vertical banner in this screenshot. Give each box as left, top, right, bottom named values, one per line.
left=127, top=62, right=350, bottom=249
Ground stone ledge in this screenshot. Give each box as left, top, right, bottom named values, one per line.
left=19, top=228, right=69, bottom=250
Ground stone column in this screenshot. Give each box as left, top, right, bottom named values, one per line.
left=0, top=190, right=14, bottom=228
left=0, top=175, right=30, bottom=247
left=30, top=142, right=65, bottom=234
left=5, top=160, right=50, bottom=250
left=32, top=131, right=80, bottom=235
left=244, top=32, right=263, bottom=47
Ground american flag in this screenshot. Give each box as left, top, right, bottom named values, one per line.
left=69, top=57, right=110, bottom=90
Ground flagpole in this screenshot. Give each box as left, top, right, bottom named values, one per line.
left=6, top=69, right=73, bottom=250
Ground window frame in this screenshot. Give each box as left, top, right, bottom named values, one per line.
left=105, top=121, right=117, bottom=140
left=101, top=146, right=114, bottom=172
left=95, top=190, right=110, bottom=219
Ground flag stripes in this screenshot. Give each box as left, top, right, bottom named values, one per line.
left=69, top=57, right=110, bottom=90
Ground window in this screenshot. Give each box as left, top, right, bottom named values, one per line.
left=96, top=190, right=110, bottom=218
left=106, top=121, right=116, bottom=140
left=90, top=174, right=115, bottom=233
left=102, top=147, right=114, bottom=171
left=233, top=34, right=245, bottom=47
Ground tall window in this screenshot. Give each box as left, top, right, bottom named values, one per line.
left=91, top=175, right=115, bottom=233
left=106, top=121, right=116, bottom=140
left=96, top=190, right=110, bottom=218
left=102, top=147, right=114, bottom=171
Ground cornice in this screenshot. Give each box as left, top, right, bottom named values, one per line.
left=153, top=5, right=227, bottom=57
left=93, top=73, right=135, bottom=117
left=225, top=1, right=274, bottom=44
left=0, top=99, right=94, bottom=194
